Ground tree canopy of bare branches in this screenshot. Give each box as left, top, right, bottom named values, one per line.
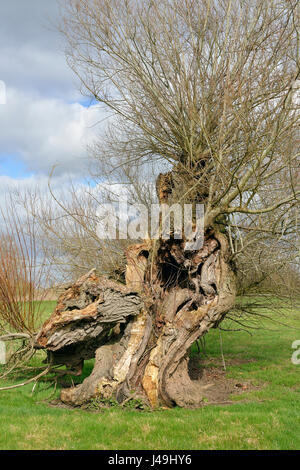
left=61, top=0, right=299, bottom=230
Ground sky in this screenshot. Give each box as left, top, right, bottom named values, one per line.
left=0, top=0, right=103, bottom=196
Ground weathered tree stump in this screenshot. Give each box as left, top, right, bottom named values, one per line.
left=35, top=270, right=144, bottom=378
left=36, top=168, right=236, bottom=408
left=36, top=231, right=235, bottom=408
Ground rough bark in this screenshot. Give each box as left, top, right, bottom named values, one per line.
left=36, top=172, right=236, bottom=408
left=35, top=271, right=143, bottom=375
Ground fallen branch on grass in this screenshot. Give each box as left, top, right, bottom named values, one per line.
left=0, top=365, right=51, bottom=391
left=0, top=333, right=31, bottom=341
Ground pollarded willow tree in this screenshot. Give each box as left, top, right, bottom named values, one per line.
left=35, top=0, right=300, bottom=408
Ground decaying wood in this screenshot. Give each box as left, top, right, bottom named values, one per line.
left=141, top=230, right=236, bottom=407
left=35, top=270, right=143, bottom=374
left=36, top=172, right=236, bottom=409
left=35, top=234, right=235, bottom=408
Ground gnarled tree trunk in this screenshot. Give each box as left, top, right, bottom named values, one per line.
left=35, top=172, right=236, bottom=408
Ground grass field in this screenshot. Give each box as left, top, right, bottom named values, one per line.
left=0, top=301, right=299, bottom=450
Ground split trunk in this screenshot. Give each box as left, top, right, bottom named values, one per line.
left=36, top=171, right=236, bottom=408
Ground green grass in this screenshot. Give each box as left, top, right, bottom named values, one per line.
left=36, top=300, right=57, bottom=326
left=0, top=301, right=299, bottom=450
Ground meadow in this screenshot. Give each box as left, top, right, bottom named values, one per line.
left=0, top=300, right=299, bottom=450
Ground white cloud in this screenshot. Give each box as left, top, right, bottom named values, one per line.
left=0, top=173, right=93, bottom=231
left=0, top=1, right=111, bottom=180
left=0, top=88, right=104, bottom=177
left=0, top=44, right=80, bottom=102
left=0, top=1, right=77, bottom=101
left=0, top=174, right=67, bottom=194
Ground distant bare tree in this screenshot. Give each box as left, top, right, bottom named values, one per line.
left=0, top=195, right=53, bottom=386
